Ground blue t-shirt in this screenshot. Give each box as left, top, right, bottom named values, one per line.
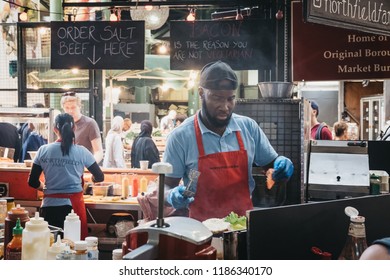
left=34, top=142, right=96, bottom=207
left=163, top=112, right=278, bottom=194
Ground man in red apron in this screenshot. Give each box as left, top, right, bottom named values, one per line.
left=163, top=61, right=294, bottom=221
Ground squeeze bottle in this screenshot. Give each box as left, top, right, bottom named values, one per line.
left=64, top=209, right=81, bottom=242
left=4, top=204, right=29, bottom=259
left=21, top=212, right=50, bottom=260
left=47, top=235, right=68, bottom=260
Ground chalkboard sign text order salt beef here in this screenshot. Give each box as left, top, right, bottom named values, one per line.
left=51, top=21, right=145, bottom=70
left=170, top=20, right=275, bottom=71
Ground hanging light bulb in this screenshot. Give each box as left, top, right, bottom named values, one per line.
left=110, top=9, right=118, bottom=21
left=186, top=9, right=195, bottom=21
left=19, top=8, right=28, bottom=22
left=145, top=5, right=153, bottom=11
left=235, top=8, right=243, bottom=20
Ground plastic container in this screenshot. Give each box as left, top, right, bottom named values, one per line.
left=131, top=175, right=139, bottom=197
left=64, top=209, right=81, bottom=243
left=4, top=204, right=29, bottom=259
left=74, top=240, right=88, bottom=260
left=140, top=176, right=148, bottom=193
left=92, top=184, right=110, bottom=196
left=121, top=174, right=130, bottom=199
left=5, top=218, right=23, bottom=260
left=0, top=199, right=6, bottom=224
left=47, top=235, right=68, bottom=260
left=22, top=212, right=50, bottom=260
left=112, top=248, right=123, bottom=260
left=369, top=170, right=389, bottom=194
left=85, top=236, right=99, bottom=260
left=370, top=174, right=381, bottom=195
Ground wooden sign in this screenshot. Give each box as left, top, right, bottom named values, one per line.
left=170, top=20, right=275, bottom=70
left=51, top=21, right=145, bottom=70
left=293, top=1, right=390, bottom=81
left=304, top=0, right=390, bottom=36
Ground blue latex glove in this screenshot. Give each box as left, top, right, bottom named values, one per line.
left=167, top=185, right=195, bottom=209
left=272, top=156, right=294, bottom=181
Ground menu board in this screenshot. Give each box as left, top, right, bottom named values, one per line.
left=170, top=20, right=275, bottom=70
left=51, top=21, right=145, bottom=70
left=304, top=0, right=390, bottom=36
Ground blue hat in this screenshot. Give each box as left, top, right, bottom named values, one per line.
left=310, top=100, right=319, bottom=116
left=199, top=61, right=238, bottom=90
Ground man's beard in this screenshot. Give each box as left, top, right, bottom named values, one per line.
left=202, top=98, right=232, bottom=128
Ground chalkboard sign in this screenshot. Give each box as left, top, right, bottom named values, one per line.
left=305, top=0, right=390, bottom=36
left=51, top=21, right=145, bottom=70
left=170, top=20, right=275, bottom=70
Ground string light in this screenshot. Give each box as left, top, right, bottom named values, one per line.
left=144, top=0, right=154, bottom=11
left=186, top=8, right=195, bottom=21
left=110, top=8, right=118, bottom=21
left=235, top=7, right=243, bottom=20
left=19, top=8, right=28, bottom=22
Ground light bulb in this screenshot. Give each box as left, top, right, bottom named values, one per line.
left=110, top=13, right=118, bottom=21
left=19, top=11, right=28, bottom=22
left=186, top=11, right=195, bottom=21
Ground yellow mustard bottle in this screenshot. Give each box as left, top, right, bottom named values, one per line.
left=140, top=176, right=148, bottom=193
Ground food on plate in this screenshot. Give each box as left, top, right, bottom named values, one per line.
left=202, top=218, right=230, bottom=234
left=224, top=211, right=247, bottom=231
left=266, top=168, right=275, bottom=189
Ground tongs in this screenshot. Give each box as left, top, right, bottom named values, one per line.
left=183, top=169, right=201, bottom=198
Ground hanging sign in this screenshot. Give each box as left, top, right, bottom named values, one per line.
left=51, top=21, right=145, bottom=70
left=304, top=0, right=390, bottom=36
left=170, top=20, right=275, bottom=70
left=293, top=1, right=390, bottom=81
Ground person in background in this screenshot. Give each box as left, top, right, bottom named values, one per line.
left=163, top=60, right=294, bottom=221
left=18, top=103, right=45, bottom=147
left=0, top=122, right=21, bottom=162
left=310, top=100, right=333, bottom=140
left=175, top=113, right=188, bottom=127
left=122, top=117, right=133, bottom=150
left=60, top=91, right=103, bottom=164
left=360, top=237, right=390, bottom=260
left=28, top=113, right=104, bottom=239
left=333, top=121, right=349, bottom=140
left=20, top=122, right=48, bottom=162
left=160, top=109, right=177, bottom=134
left=103, top=116, right=126, bottom=168
left=131, top=120, right=160, bottom=169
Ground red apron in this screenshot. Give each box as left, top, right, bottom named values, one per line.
left=44, top=191, right=88, bottom=240
left=190, top=115, right=253, bottom=221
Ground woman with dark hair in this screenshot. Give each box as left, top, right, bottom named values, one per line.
left=130, top=120, right=160, bottom=169
left=28, top=113, right=104, bottom=239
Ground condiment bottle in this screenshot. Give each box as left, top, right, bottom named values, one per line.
left=3, top=197, right=15, bottom=211
left=85, top=236, right=99, bottom=260
left=112, top=248, right=123, bottom=260
left=22, top=212, right=50, bottom=260
left=56, top=249, right=75, bottom=260
left=370, top=174, right=381, bottom=195
left=140, top=176, right=148, bottom=193
left=0, top=199, right=6, bottom=224
left=5, top=218, right=23, bottom=260
left=64, top=210, right=81, bottom=243
left=47, top=235, right=68, bottom=260
left=121, top=173, right=130, bottom=199
left=74, top=240, right=88, bottom=260
left=338, top=207, right=368, bottom=260
left=131, top=175, right=139, bottom=197
left=4, top=204, right=29, bottom=259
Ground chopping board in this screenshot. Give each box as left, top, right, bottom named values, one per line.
left=83, top=195, right=138, bottom=204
